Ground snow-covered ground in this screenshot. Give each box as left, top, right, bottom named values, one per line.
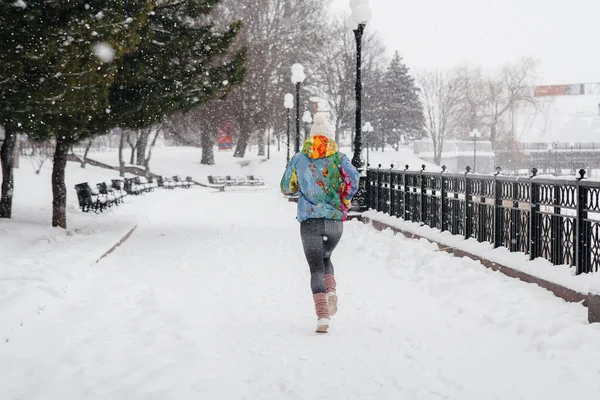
left=1, top=146, right=600, bottom=399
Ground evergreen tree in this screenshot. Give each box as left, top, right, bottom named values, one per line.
left=0, top=0, right=150, bottom=226
left=1, top=0, right=244, bottom=227
left=379, top=51, right=425, bottom=149
left=110, top=0, right=246, bottom=166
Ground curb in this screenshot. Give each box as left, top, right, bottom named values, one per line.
left=363, top=216, right=600, bottom=323
left=94, top=225, right=138, bottom=264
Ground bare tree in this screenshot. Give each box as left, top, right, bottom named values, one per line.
left=454, top=58, right=539, bottom=147
left=315, top=14, right=387, bottom=144
left=144, top=125, right=163, bottom=177
left=212, top=0, right=332, bottom=158
left=485, top=58, right=539, bottom=146
left=126, top=131, right=139, bottom=165
left=418, top=69, right=465, bottom=165
left=28, top=141, right=53, bottom=174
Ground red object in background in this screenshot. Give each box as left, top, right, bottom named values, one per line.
left=312, top=101, right=319, bottom=114
left=534, top=84, right=585, bottom=97
left=217, top=122, right=233, bottom=150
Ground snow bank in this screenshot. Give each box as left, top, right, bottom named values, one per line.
left=363, top=210, right=600, bottom=295
left=0, top=161, right=141, bottom=342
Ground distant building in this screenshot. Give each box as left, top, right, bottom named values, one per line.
left=413, top=140, right=495, bottom=174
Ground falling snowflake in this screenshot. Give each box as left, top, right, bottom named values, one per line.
left=12, top=0, right=26, bottom=8
left=91, top=42, right=115, bottom=63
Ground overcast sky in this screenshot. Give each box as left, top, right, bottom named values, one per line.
left=330, top=0, right=600, bottom=85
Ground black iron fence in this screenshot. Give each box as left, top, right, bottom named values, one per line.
left=367, top=164, right=600, bottom=275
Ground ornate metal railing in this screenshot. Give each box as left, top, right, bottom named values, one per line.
left=367, top=164, right=600, bottom=274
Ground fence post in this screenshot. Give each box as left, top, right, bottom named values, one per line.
left=464, top=166, right=472, bottom=240
left=440, top=165, right=447, bottom=232
left=389, top=164, right=396, bottom=217
left=529, top=168, right=539, bottom=260
left=420, top=164, right=426, bottom=225
left=493, top=167, right=502, bottom=248
left=551, top=183, right=562, bottom=265
left=376, top=164, right=382, bottom=212
left=385, top=164, right=392, bottom=215
left=366, top=164, right=372, bottom=210
left=575, top=169, right=588, bottom=274
left=403, top=165, right=409, bottom=221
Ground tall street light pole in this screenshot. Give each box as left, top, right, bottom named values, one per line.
left=349, top=0, right=372, bottom=170
left=469, top=128, right=481, bottom=173
left=291, top=64, right=306, bottom=153
left=348, top=0, right=372, bottom=212
left=284, top=93, right=294, bottom=164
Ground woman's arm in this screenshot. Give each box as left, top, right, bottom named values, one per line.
left=280, top=154, right=299, bottom=195
left=340, top=154, right=360, bottom=201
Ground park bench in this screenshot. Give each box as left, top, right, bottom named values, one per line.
left=148, top=176, right=159, bottom=190
left=173, top=175, right=192, bottom=189
left=246, top=175, right=265, bottom=186
left=163, top=176, right=177, bottom=189
left=133, top=176, right=152, bottom=193
left=123, top=177, right=142, bottom=195
left=111, top=179, right=129, bottom=200
left=207, top=175, right=227, bottom=185
left=96, top=182, right=120, bottom=207
left=74, top=183, right=106, bottom=212
left=207, top=175, right=265, bottom=187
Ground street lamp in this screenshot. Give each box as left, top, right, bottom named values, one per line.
left=362, top=122, right=373, bottom=166
left=291, top=63, right=306, bottom=153
left=348, top=0, right=372, bottom=171
left=548, top=141, right=559, bottom=175
left=469, top=128, right=481, bottom=173
left=284, top=93, right=294, bottom=164
left=302, top=111, right=312, bottom=141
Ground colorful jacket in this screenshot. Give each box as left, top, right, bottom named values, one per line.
left=280, top=135, right=360, bottom=222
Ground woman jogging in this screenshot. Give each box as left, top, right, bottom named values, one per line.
left=280, top=113, right=360, bottom=333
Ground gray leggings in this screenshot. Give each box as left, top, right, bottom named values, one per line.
left=300, top=219, right=344, bottom=294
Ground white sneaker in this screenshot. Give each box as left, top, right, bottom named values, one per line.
left=315, top=318, right=330, bottom=333
left=327, top=292, right=338, bottom=316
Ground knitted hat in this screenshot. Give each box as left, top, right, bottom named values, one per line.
left=310, top=113, right=335, bottom=140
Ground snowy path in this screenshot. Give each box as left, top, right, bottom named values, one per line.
left=1, top=187, right=600, bottom=399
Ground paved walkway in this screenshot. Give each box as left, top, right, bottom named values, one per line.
left=1, top=187, right=599, bottom=399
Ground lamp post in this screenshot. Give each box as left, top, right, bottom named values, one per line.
left=284, top=93, right=294, bottom=164
left=348, top=0, right=372, bottom=213
left=549, top=141, right=559, bottom=175
left=469, top=128, right=481, bottom=173
left=291, top=64, right=306, bottom=153
left=349, top=0, right=372, bottom=170
left=363, top=122, right=373, bottom=166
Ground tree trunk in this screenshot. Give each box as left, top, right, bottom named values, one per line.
left=144, top=128, right=161, bottom=177
left=0, top=127, right=17, bottom=218
left=81, top=139, right=93, bottom=168
left=258, top=132, right=265, bottom=156
left=118, top=129, right=126, bottom=177
left=52, top=137, right=69, bottom=228
left=490, top=123, right=498, bottom=150
left=136, top=129, right=150, bottom=165
left=200, top=129, right=215, bottom=165
left=129, top=145, right=136, bottom=165
left=234, top=125, right=250, bottom=158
